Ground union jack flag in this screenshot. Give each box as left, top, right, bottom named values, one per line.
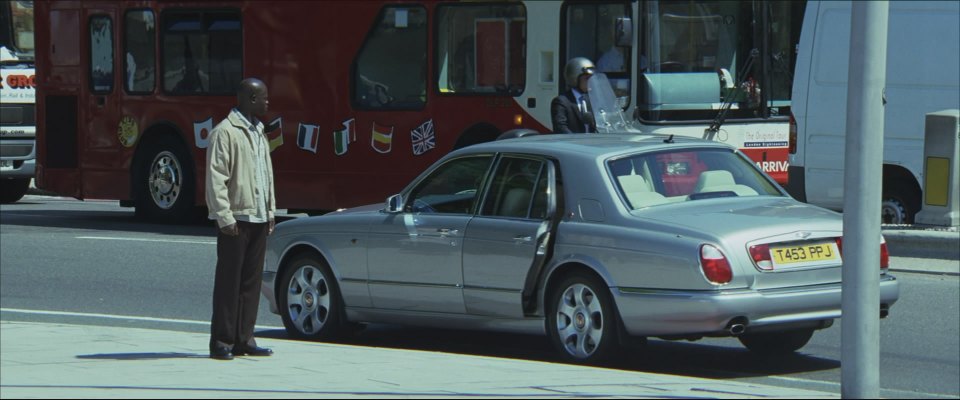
left=410, top=119, right=435, bottom=156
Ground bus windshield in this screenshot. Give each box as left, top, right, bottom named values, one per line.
left=637, top=0, right=803, bottom=123
left=0, top=0, right=34, bottom=62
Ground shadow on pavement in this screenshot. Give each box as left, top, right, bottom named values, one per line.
left=77, top=352, right=207, bottom=360
left=255, top=324, right=839, bottom=380
left=1, top=208, right=301, bottom=237
left=0, top=208, right=215, bottom=237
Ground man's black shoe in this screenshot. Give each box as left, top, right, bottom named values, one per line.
left=233, top=345, right=273, bottom=356
left=209, top=347, right=234, bottom=360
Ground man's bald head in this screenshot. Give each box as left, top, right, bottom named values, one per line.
left=237, top=78, right=269, bottom=118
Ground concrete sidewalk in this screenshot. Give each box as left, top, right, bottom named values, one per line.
left=0, top=321, right=837, bottom=399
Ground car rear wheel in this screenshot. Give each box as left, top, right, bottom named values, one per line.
left=738, top=328, right=814, bottom=355
left=278, top=254, right=346, bottom=341
left=0, top=178, right=30, bottom=203
left=546, top=272, right=618, bottom=364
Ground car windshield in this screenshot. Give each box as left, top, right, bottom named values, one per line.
left=608, top=148, right=782, bottom=209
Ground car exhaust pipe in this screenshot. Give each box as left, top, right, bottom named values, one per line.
left=726, top=317, right=749, bottom=336
left=728, top=323, right=746, bottom=336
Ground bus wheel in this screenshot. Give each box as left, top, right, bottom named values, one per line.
left=135, top=135, right=195, bottom=223
left=881, top=178, right=920, bottom=225
left=0, top=178, right=30, bottom=204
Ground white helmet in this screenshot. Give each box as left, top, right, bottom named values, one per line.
left=564, top=57, right=596, bottom=87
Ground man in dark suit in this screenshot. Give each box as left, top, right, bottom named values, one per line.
left=551, top=57, right=597, bottom=133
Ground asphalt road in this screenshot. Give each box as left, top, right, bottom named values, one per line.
left=1, top=196, right=958, bottom=398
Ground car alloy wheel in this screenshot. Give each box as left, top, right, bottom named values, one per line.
left=547, top=272, right=618, bottom=363
left=278, top=254, right=345, bottom=340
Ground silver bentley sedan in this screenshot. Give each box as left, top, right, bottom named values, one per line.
left=260, top=134, right=899, bottom=363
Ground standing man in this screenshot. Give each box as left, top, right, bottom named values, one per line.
left=206, top=78, right=276, bottom=360
left=551, top=57, right=597, bottom=133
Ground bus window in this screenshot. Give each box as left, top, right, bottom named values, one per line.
left=124, top=9, right=155, bottom=94
left=435, top=3, right=526, bottom=95
left=637, top=1, right=805, bottom=123
left=353, top=6, right=427, bottom=109
left=563, top=2, right=631, bottom=105
left=89, top=15, right=114, bottom=93
left=161, top=9, right=241, bottom=95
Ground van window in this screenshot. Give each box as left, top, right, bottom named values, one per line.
left=161, top=9, right=242, bottom=95
left=353, top=6, right=427, bottom=109
left=435, top=3, right=526, bottom=95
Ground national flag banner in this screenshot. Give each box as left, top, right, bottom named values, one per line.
left=333, top=118, right=356, bottom=156
left=193, top=117, right=214, bottom=149
left=266, top=116, right=283, bottom=152
left=297, top=123, right=320, bottom=153
left=371, top=122, right=393, bottom=154
left=410, top=119, right=436, bottom=156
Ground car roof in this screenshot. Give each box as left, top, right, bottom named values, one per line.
left=458, top=133, right=736, bottom=160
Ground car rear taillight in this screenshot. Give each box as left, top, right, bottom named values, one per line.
left=880, top=241, right=889, bottom=270
left=700, top=244, right=732, bottom=284
left=835, top=237, right=889, bottom=271
left=789, top=113, right=798, bottom=154
left=748, top=243, right=773, bottom=270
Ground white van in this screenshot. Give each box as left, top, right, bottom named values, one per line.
left=786, top=0, right=960, bottom=224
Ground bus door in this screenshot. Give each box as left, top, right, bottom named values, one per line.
left=82, top=5, right=122, bottom=196
left=559, top=2, right=633, bottom=105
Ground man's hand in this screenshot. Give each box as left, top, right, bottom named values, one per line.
left=268, top=219, right=275, bottom=235
left=220, top=223, right=239, bottom=236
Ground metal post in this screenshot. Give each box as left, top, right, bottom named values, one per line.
left=842, top=1, right=888, bottom=398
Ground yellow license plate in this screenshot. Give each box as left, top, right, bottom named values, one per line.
left=771, top=243, right=839, bottom=265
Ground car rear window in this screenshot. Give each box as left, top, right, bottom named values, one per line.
left=608, top=148, right=783, bottom=209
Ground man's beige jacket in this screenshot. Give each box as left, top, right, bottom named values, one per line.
left=205, top=110, right=276, bottom=228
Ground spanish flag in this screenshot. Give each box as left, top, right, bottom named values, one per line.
left=371, top=122, right=393, bottom=154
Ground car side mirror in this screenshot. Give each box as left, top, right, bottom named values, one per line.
left=385, top=194, right=404, bottom=213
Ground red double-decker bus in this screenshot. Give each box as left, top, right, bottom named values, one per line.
left=34, top=1, right=804, bottom=221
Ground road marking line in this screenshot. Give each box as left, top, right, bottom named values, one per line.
left=76, top=236, right=216, bottom=245
left=0, top=308, right=284, bottom=330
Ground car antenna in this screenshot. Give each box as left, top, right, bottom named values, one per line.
left=663, top=134, right=674, bottom=143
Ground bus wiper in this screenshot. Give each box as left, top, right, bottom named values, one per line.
left=704, top=49, right=758, bottom=141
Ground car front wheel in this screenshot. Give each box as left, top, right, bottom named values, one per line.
left=546, top=272, right=618, bottom=364
left=738, top=328, right=814, bottom=355
left=278, top=254, right=346, bottom=341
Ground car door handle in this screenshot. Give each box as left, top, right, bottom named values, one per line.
left=437, top=228, right=459, bottom=236
left=513, top=235, right=533, bottom=242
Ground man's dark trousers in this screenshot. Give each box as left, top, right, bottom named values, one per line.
left=210, top=221, right=268, bottom=351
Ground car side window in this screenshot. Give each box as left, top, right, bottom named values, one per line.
left=407, top=156, right=493, bottom=214
left=480, top=157, right=545, bottom=219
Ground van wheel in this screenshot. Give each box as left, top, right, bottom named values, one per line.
left=738, top=328, right=814, bottom=355
left=881, top=178, right=920, bottom=225
left=0, top=178, right=30, bottom=203
left=135, top=135, right=196, bottom=223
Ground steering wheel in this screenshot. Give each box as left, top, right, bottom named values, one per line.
left=412, top=199, right=435, bottom=213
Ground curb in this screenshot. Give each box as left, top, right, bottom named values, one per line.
left=883, top=229, right=960, bottom=261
